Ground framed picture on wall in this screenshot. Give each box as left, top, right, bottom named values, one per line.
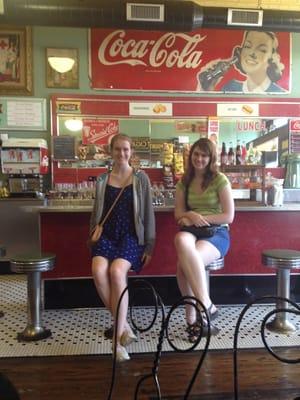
left=0, top=26, right=33, bottom=96
left=46, top=48, right=79, bottom=89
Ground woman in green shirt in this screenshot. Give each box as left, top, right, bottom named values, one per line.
left=174, top=138, right=234, bottom=341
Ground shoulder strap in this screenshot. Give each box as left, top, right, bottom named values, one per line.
left=99, top=174, right=131, bottom=227
left=184, top=181, right=191, bottom=211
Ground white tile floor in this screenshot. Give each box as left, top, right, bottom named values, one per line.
left=1, top=275, right=300, bottom=358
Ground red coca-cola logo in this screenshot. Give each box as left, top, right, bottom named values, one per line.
left=98, top=30, right=205, bottom=69
left=90, top=28, right=291, bottom=92
left=290, top=120, right=300, bottom=131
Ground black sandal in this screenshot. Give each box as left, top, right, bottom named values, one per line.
left=186, top=318, right=220, bottom=342
left=186, top=321, right=202, bottom=343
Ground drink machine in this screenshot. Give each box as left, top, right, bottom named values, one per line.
left=1, top=138, right=49, bottom=196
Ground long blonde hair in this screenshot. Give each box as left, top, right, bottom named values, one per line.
left=110, top=134, right=133, bottom=151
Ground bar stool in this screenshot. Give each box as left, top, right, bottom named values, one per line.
left=262, top=249, right=300, bottom=334
left=10, top=253, right=56, bottom=341
left=205, top=257, right=224, bottom=296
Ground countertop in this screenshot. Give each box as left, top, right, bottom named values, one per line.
left=25, top=201, right=300, bottom=213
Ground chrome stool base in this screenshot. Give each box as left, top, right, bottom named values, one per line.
left=205, top=257, right=224, bottom=296
left=266, top=318, right=297, bottom=334
left=10, top=253, right=56, bottom=342
left=18, top=326, right=52, bottom=342
left=262, top=249, right=300, bottom=335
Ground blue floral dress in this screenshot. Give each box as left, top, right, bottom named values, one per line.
left=91, top=184, right=145, bottom=272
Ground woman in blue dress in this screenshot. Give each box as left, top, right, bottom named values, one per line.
left=90, top=134, right=155, bottom=362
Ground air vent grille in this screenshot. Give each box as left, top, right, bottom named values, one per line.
left=227, top=8, right=263, bottom=27
left=126, top=3, right=164, bottom=22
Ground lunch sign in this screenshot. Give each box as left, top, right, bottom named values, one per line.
left=89, top=28, right=290, bottom=93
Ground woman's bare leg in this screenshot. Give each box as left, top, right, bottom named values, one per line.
left=175, top=232, right=220, bottom=314
left=92, top=256, right=111, bottom=311
left=176, top=265, right=197, bottom=324
left=109, top=258, right=132, bottom=343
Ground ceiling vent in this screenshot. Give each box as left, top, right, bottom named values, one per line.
left=126, top=2, right=164, bottom=22
left=227, top=8, right=263, bottom=27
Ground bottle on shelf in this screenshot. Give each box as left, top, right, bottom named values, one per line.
left=247, top=142, right=255, bottom=164
left=228, top=143, right=235, bottom=165
left=236, top=140, right=242, bottom=165
left=220, top=142, right=228, bottom=166
left=241, top=141, right=247, bottom=164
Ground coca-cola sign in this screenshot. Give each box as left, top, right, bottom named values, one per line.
left=82, top=119, right=119, bottom=145
left=289, top=119, right=300, bottom=133
left=90, top=28, right=290, bottom=93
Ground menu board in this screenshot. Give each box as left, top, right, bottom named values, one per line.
left=52, top=136, right=77, bottom=161
left=0, top=97, right=47, bottom=131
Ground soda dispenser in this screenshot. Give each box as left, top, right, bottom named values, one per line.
left=1, top=138, right=49, bottom=196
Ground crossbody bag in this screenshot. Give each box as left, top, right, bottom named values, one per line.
left=179, top=182, right=220, bottom=239
left=89, top=174, right=131, bottom=246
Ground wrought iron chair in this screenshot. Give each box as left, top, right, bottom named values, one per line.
left=106, top=279, right=212, bottom=400
left=233, top=295, right=300, bottom=400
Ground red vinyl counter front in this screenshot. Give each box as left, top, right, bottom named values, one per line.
left=40, top=206, right=300, bottom=279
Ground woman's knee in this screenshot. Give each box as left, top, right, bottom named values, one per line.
left=174, top=232, right=190, bottom=250
left=109, top=261, right=129, bottom=285
left=91, top=258, right=107, bottom=281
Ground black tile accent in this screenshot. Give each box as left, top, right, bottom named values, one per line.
left=0, top=261, right=13, bottom=274
left=44, top=275, right=300, bottom=310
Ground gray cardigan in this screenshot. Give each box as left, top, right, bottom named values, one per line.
left=90, top=169, right=156, bottom=255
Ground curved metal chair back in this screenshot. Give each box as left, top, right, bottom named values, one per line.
left=106, top=280, right=212, bottom=400
left=107, top=279, right=165, bottom=400
left=164, top=295, right=212, bottom=400
left=233, top=295, right=300, bottom=400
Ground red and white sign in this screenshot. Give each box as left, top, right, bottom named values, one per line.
left=208, top=117, right=219, bottom=144
left=289, top=119, right=300, bottom=133
left=89, top=28, right=291, bottom=93
left=82, top=119, right=119, bottom=145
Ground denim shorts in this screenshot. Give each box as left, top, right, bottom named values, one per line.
left=200, top=226, right=230, bottom=257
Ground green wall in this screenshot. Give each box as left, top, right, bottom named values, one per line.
left=4, top=26, right=300, bottom=140
left=1, top=26, right=300, bottom=182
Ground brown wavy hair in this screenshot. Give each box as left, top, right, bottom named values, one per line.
left=182, top=138, right=218, bottom=190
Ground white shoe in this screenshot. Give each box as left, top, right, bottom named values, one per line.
left=120, top=330, right=138, bottom=347
left=114, top=344, right=130, bottom=362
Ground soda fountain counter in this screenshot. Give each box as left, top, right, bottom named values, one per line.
left=35, top=201, right=300, bottom=309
